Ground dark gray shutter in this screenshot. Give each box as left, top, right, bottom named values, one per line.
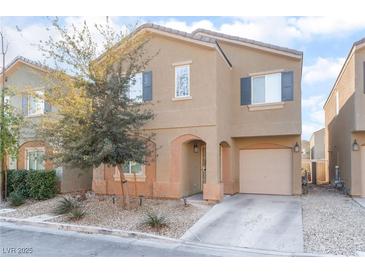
left=142, top=71, right=152, bottom=101
left=240, top=77, right=251, bottom=105
left=44, top=101, right=51, bottom=113
left=281, top=71, right=294, bottom=101
left=22, top=95, right=28, bottom=116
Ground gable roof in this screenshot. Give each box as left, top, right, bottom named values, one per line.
left=0, top=56, right=49, bottom=79
left=191, top=28, right=303, bottom=58
left=324, top=37, right=365, bottom=109
left=135, top=23, right=217, bottom=46
left=134, top=23, right=302, bottom=59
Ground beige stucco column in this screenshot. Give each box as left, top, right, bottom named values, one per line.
left=203, top=141, right=224, bottom=201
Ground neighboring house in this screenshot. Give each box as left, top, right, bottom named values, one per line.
left=324, top=37, right=365, bottom=197
left=93, top=23, right=303, bottom=201
left=309, top=128, right=327, bottom=184
left=301, top=140, right=311, bottom=175
left=0, top=56, right=92, bottom=193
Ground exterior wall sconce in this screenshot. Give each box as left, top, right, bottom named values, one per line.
left=352, top=139, right=360, bottom=151
left=193, top=143, right=199, bottom=153
left=294, top=142, right=300, bottom=153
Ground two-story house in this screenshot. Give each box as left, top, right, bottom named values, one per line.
left=309, top=128, right=327, bottom=184
left=0, top=56, right=92, bottom=193
left=92, top=24, right=303, bottom=202
left=324, top=37, right=365, bottom=197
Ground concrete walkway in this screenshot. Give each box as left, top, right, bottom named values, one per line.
left=353, top=197, right=365, bottom=209
left=182, top=194, right=304, bottom=253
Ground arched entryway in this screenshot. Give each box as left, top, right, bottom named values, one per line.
left=170, top=134, right=207, bottom=197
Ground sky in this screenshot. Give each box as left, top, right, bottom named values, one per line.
left=1, top=16, right=364, bottom=140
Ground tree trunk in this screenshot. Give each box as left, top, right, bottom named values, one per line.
left=117, top=164, right=130, bottom=209
left=3, top=159, right=7, bottom=200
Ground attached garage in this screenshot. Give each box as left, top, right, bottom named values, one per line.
left=239, top=148, right=292, bottom=195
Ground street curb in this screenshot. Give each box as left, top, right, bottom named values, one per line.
left=0, top=216, right=180, bottom=243
left=0, top=216, right=323, bottom=257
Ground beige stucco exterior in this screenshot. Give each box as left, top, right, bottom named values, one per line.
left=0, top=58, right=92, bottom=193
left=93, top=24, right=303, bottom=201
left=324, top=39, right=365, bottom=196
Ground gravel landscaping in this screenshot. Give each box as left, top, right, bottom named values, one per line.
left=0, top=193, right=212, bottom=239
left=302, top=184, right=365, bottom=256
left=0, top=196, right=63, bottom=218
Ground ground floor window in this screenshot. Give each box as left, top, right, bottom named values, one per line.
left=26, top=148, right=45, bottom=170
left=123, top=161, right=143, bottom=175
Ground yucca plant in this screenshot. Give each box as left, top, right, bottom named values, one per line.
left=53, top=197, right=80, bottom=215
left=8, top=191, right=25, bottom=207
left=68, top=207, right=86, bottom=220
left=143, top=211, right=168, bottom=230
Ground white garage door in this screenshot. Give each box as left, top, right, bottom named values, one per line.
left=240, top=149, right=292, bottom=195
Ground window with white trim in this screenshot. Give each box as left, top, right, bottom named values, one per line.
left=128, top=72, right=143, bottom=102
left=336, top=91, right=339, bottom=115
left=252, top=73, right=281, bottom=104
left=123, top=161, right=143, bottom=175
left=28, top=90, right=44, bottom=116
left=26, top=148, right=45, bottom=170
left=175, top=65, right=190, bottom=98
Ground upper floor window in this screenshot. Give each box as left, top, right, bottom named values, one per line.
left=335, top=91, right=339, bottom=115
left=26, top=147, right=45, bottom=171
left=175, top=65, right=190, bottom=98
left=252, top=73, right=281, bottom=104
left=128, top=72, right=143, bottom=102
left=23, top=90, right=44, bottom=117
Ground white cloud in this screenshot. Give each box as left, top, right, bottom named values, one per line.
left=291, top=17, right=365, bottom=38
left=2, top=23, right=57, bottom=63
left=157, top=19, right=215, bottom=33
left=302, top=95, right=326, bottom=139
left=303, top=57, right=345, bottom=85
left=302, top=95, right=326, bottom=110
left=302, top=122, right=323, bottom=140
left=1, top=17, right=128, bottom=66
left=158, top=16, right=365, bottom=48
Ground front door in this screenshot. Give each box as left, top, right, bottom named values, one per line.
left=200, top=145, right=206, bottom=188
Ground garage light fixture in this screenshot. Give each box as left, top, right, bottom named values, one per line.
left=193, top=143, right=199, bottom=153
left=352, top=139, right=359, bottom=151
left=293, top=142, right=300, bottom=153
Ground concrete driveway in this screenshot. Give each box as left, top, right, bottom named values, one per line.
left=182, top=194, right=304, bottom=253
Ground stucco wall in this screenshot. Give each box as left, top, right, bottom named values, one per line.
left=217, top=41, right=302, bottom=137
left=324, top=52, right=356, bottom=192
left=310, top=128, right=325, bottom=160
left=354, top=47, right=365, bottom=130
left=60, top=166, right=93, bottom=193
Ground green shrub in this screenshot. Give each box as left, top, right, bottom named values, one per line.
left=8, top=191, right=25, bottom=207
left=143, top=211, right=168, bottom=230
left=53, top=196, right=80, bottom=215
left=27, top=170, right=57, bottom=200
left=7, top=170, right=30, bottom=198
left=68, top=207, right=86, bottom=220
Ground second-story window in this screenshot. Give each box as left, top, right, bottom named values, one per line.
left=28, top=90, right=44, bottom=116
left=252, top=73, right=281, bottom=104
left=128, top=72, right=143, bottom=102
left=175, top=65, right=190, bottom=98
